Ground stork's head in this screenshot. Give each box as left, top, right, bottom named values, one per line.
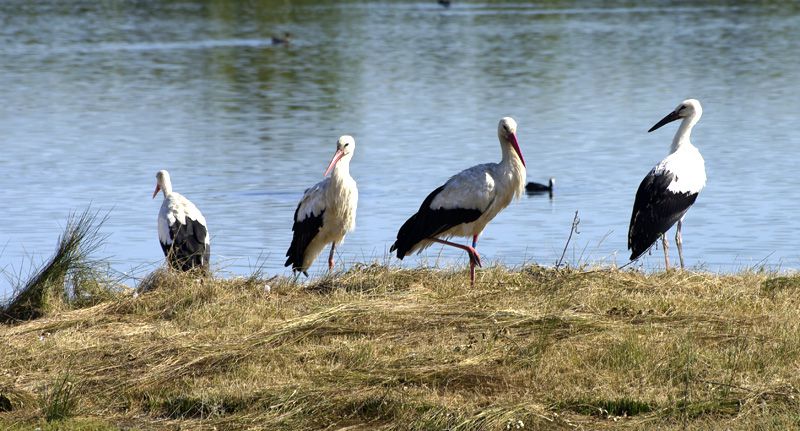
left=153, top=170, right=172, bottom=199
left=498, top=117, right=526, bottom=167
left=649, top=98, right=702, bottom=132
left=324, top=135, right=356, bottom=177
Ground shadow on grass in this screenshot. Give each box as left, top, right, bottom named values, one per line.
left=761, top=275, right=800, bottom=297
left=557, top=397, right=654, bottom=417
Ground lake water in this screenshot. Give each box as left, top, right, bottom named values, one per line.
left=1, top=1, right=799, bottom=298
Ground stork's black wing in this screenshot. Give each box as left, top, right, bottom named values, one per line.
left=390, top=185, right=483, bottom=259
left=628, top=169, right=698, bottom=261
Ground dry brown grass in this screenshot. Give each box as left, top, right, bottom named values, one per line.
left=1, top=264, right=800, bottom=430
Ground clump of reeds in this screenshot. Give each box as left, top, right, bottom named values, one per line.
left=2, top=208, right=109, bottom=323
left=39, top=373, right=80, bottom=422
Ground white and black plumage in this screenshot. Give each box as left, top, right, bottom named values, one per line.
left=153, top=170, right=210, bottom=272
left=628, top=99, right=706, bottom=269
left=526, top=177, right=554, bottom=196
left=285, top=135, right=358, bottom=276
left=390, top=117, right=527, bottom=287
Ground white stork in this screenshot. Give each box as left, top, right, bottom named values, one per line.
left=152, top=170, right=211, bottom=272
left=285, top=135, right=358, bottom=276
left=628, top=99, right=706, bottom=269
left=390, top=117, right=527, bottom=287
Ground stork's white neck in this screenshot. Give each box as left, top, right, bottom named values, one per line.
left=331, top=156, right=352, bottom=180
left=671, top=111, right=701, bottom=153
left=160, top=177, right=173, bottom=198
left=499, top=136, right=527, bottom=198
left=500, top=138, right=521, bottom=166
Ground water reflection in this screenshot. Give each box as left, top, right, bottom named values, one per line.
left=1, top=1, right=799, bottom=298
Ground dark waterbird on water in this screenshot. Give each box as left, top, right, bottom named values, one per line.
left=272, top=32, right=292, bottom=45
left=526, top=177, right=554, bottom=196
left=438, top=0, right=451, bottom=7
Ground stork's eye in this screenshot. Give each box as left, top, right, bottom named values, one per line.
left=344, top=143, right=350, bottom=147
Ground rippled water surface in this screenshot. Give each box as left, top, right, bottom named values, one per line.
left=1, top=1, right=799, bottom=298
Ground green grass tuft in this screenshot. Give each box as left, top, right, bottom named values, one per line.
left=559, top=397, right=655, bottom=417
left=2, top=208, right=110, bottom=323
left=40, top=373, right=80, bottom=422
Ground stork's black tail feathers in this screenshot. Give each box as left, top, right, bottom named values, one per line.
left=390, top=213, right=422, bottom=260
left=390, top=185, right=482, bottom=259
left=284, top=205, right=324, bottom=276
left=162, top=218, right=210, bottom=272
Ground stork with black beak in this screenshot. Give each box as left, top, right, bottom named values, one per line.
left=285, top=136, right=358, bottom=276
left=390, top=117, right=527, bottom=286
left=629, top=99, right=707, bottom=269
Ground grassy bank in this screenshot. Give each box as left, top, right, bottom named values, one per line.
left=2, top=265, right=800, bottom=430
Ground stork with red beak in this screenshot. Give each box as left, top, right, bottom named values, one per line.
left=153, top=170, right=210, bottom=272
left=285, top=135, right=358, bottom=276
left=390, top=117, right=527, bottom=286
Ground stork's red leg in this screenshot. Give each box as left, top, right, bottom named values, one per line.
left=328, top=242, right=336, bottom=272
left=429, top=238, right=481, bottom=267
left=429, top=237, right=482, bottom=287
left=469, top=235, right=479, bottom=287
left=469, top=258, right=476, bottom=286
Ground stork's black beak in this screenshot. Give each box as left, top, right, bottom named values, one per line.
left=648, top=110, right=682, bottom=133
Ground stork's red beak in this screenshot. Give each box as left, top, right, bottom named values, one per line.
left=152, top=184, right=161, bottom=199
left=324, top=149, right=345, bottom=177
left=510, top=133, right=526, bottom=167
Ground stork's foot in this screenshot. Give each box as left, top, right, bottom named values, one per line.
left=466, top=246, right=482, bottom=268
